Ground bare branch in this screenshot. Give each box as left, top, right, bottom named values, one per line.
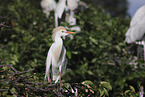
left=0, top=89, right=9, bottom=91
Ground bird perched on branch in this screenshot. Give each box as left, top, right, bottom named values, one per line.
left=41, top=0, right=88, bottom=32
left=125, top=5, right=145, bottom=43
left=45, top=26, right=74, bottom=83
left=125, top=5, right=145, bottom=60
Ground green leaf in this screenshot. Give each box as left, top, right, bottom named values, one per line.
left=10, top=87, right=17, bottom=96
left=129, top=85, right=135, bottom=92
left=103, top=88, right=109, bottom=96
left=88, top=70, right=94, bottom=75
left=82, top=80, right=94, bottom=87
left=100, top=81, right=112, bottom=90
left=89, top=37, right=98, bottom=45
left=67, top=51, right=71, bottom=59
left=98, top=88, right=105, bottom=97
left=124, top=90, right=130, bottom=95
left=2, top=66, right=8, bottom=70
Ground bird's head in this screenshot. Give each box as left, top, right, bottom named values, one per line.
left=52, top=26, right=74, bottom=41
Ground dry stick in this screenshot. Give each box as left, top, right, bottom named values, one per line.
left=0, top=89, right=9, bottom=91
left=12, top=69, right=34, bottom=75
left=0, top=64, right=11, bottom=67
left=9, top=64, right=18, bottom=73
left=25, top=84, right=54, bottom=92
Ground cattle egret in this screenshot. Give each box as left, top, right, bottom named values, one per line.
left=65, top=0, right=81, bottom=31
left=125, top=5, right=145, bottom=60
left=40, top=0, right=56, bottom=17
left=41, top=0, right=87, bottom=30
left=54, top=0, right=66, bottom=27
left=55, top=0, right=80, bottom=27
left=125, top=5, right=145, bottom=43
left=139, top=86, right=144, bottom=97
left=45, top=26, right=74, bottom=83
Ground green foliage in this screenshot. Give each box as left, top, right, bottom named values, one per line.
left=0, top=0, right=145, bottom=96
left=123, top=85, right=139, bottom=97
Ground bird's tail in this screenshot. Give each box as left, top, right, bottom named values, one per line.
left=44, top=50, right=52, bottom=81
left=52, top=66, right=59, bottom=81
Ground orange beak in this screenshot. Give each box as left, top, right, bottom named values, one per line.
left=65, top=31, right=74, bottom=34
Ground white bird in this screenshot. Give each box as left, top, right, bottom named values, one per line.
left=40, top=0, right=56, bottom=17
left=125, top=5, right=145, bottom=43
left=139, top=86, right=144, bottom=97
left=55, top=0, right=80, bottom=28
left=66, top=0, right=80, bottom=25
left=65, top=11, right=81, bottom=32
left=45, top=26, right=74, bottom=83
left=55, top=0, right=67, bottom=27
left=65, top=0, right=80, bottom=31
left=125, top=5, right=145, bottom=61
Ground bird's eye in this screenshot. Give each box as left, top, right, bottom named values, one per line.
left=62, top=31, right=65, bottom=33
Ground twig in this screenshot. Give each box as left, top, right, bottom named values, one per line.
left=12, top=69, right=34, bottom=75
left=0, top=89, right=9, bottom=91
left=0, top=64, right=10, bottom=67
left=25, top=84, right=54, bottom=92
left=9, top=64, right=18, bottom=73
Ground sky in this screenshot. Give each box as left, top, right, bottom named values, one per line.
left=127, top=0, right=145, bottom=17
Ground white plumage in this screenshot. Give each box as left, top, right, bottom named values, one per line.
left=45, top=26, right=74, bottom=83
left=125, top=5, right=145, bottom=43
left=55, top=0, right=66, bottom=27
left=67, top=0, right=79, bottom=11
left=40, top=0, right=56, bottom=17
left=65, top=11, right=81, bottom=33
left=65, top=0, right=81, bottom=32
left=40, top=0, right=85, bottom=30
left=55, top=0, right=66, bottom=19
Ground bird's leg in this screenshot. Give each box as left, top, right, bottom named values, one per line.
left=55, top=13, right=58, bottom=27
left=66, top=12, right=69, bottom=23
left=59, top=71, right=61, bottom=85
left=59, top=65, right=62, bottom=87
left=49, top=78, right=52, bottom=85
left=143, top=43, right=145, bottom=61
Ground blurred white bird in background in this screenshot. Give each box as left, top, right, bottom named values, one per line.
left=54, top=0, right=66, bottom=27
left=54, top=0, right=80, bottom=28
left=45, top=26, right=74, bottom=83
left=41, top=0, right=88, bottom=32
left=65, top=0, right=81, bottom=32
left=40, top=0, right=56, bottom=18
left=125, top=5, right=145, bottom=43
left=139, top=86, right=144, bottom=97
left=125, top=5, right=145, bottom=60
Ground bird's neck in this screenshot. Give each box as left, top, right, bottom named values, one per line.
left=54, top=36, right=63, bottom=45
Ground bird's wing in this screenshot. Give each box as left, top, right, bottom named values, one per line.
left=55, top=0, right=66, bottom=19
left=53, top=43, right=62, bottom=63
left=51, top=42, right=63, bottom=81
left=44, top=43, right=54, bottom=81
left=125, top=5, right=145, bottom=43
left=52, top=45, right=68, bottom=83
left=60, top=46, right=67, bottom=75
left=130, top=5, right=145, bottom=27
left=125, top=22, right=145, bottom=43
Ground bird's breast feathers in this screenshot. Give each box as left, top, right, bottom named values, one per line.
left=53, top=43, right=62, bottom=62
